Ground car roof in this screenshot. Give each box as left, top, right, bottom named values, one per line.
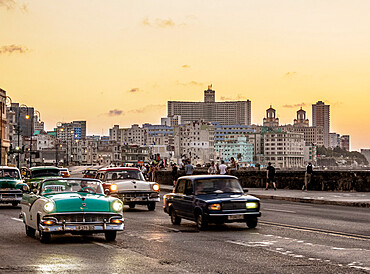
left=178, top=175, right=239, bottom=181
left=98, top=167, right=140, bottom=172
left=0, top=166, right=20, bottom=170
left=30, top=166, right=60, bottom=171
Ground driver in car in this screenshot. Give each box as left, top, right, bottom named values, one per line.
left=79, top=181, right=90, bottom=192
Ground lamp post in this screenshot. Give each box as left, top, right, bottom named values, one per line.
left=25, top=109, right=39, bottom=168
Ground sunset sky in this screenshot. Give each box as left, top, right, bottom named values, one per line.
left=1, top=0, right=369, bottom=150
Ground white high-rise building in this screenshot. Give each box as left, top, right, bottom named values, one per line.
left=168, top=86, right=251, bottom=125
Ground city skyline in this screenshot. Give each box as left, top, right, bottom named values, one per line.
left=1, top=0, right=369, bottom=150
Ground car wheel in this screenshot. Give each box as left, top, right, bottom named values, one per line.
left=12, top=202, right=19, bottom=207
left=196, top=213, right=208, bottom=231
left=25, top=225, right=36, bottom=237
left=246, top=217, right=258, bottom=229
left=39, top=230, right=51, bottom=243
left=129, top=204, right=135, bottom=209
left=105, top=231, right=117, bottom=242
left=170, top=209, right=181, bottom=225
left=147, top=202, right=156, bottom=211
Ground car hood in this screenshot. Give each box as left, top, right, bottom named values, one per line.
left=45, top=193, right=112, bottom=212
left=110, top=180, right=155, bottom=192
left=197, top=193, right=260, bottom=203
left=0, top=179, right=24, bottom=189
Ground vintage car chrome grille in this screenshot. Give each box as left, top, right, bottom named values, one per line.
left=222, top=201, right=246, bottom=210
left=120, top=193, right=150, bottom=198
left=50, top=214, right=119, bottom=224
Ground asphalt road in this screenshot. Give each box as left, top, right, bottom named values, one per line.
left=0, top=191, right=369, bottom=273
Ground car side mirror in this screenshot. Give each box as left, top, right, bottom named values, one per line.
left=243, top=188, right=248, bottom=193
left=104, top=189, right=110, bottom=195
left=32, top=189, right=38, bottom=194
left=21, top=185, right=30, bottom=194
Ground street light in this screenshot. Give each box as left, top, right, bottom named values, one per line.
left=25, top=109, right=39, bottom=167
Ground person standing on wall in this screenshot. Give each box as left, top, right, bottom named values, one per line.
left=171, top=163, right=178, bottom=186
left=219, top=160, right=228, bottom=175
left=208, top=161, right=217, bottom=175
left=265, top=162, right=277, bottom=190
left=303, top=162, right=313, bottom=191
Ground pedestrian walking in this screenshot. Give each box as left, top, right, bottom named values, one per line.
left=171, top=163, right=178, bottom=186
left=265, top=162, right=277, bottom=190
left=219, top=160, right=228, bottom=175
left=303, top=162, right=313, bottom=191
left=208, top=161, right=217, bottom=175
left=185, top=160, right=194, bottom=175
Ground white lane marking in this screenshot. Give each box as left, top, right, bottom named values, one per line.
left=93, top=242, right=115, bottom=249
left=11, top=217, right=23, bottom=222
left=263, top=208, right=296, bottom=213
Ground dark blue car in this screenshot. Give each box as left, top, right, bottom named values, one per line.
left=163, top=175, right=261, bottom=230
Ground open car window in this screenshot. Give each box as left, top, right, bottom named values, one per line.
left=105, top=170, right=144, bottom=181
left=194, top=178, right=243, bottom=195
left=41, top=179, right=104, bottom=195
left=0, top=169, right=21, bottom=179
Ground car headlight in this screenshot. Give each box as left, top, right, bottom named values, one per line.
left=43, top=201, right=55, bottom=213
left=208, top=203, right=221, bottom=210
left=110, top=184, right=117, bottom=192
left=152, top=183, right=160, bottom=192
left=112, top=200, right=123, bottom=212
left=246, top=202, right=258, bottom=209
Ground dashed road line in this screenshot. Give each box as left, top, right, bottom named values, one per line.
left=263, top=208, right=296, bottom=213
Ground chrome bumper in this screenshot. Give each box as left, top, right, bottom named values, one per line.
left=112, top=193, right=160, bottom=203
left=40, top=223, right=124, bottom=233
left=208, top=212, right=261, bottom=217
left=0, top=194, right=22, bottom=203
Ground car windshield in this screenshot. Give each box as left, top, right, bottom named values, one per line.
left=195, top=178, right=243, bottom=195
left=105, top=170, right=144, bottom=181
left=0, top=169, right=21, bottom=179
left=41, top=179, right=104, bottom=195
left=31, top=169, right=60, bottom=178
left=60, top=168, right=68, bottom=172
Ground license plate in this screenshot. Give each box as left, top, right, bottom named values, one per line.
left=228, top=214, right=245, bottom=220
left=75, top=225, right=93, bottom=231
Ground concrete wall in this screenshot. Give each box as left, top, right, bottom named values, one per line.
left=156, top=169, right=370, bottom=192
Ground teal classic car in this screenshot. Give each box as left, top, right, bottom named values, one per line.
left=0, top=166, right=28, bottom=207
left=20, top=178, right=124, bottom=243
left=25, top=166, right=62, bottom=189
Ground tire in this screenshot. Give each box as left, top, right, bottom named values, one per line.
left=129, top=204, right=135, bottom=209
left=25, top=225, right=36, bottom=237
left=12, top=202, right=19, bottom=207
left=196, top=213, right=208, bottom=231
left=147, top=202, right=156, bottom=211
left=39, top=230, right=51, bottom=243
left=170, top=209, right=181, bottom=225
left=246, top=217, right=258, bottom=229
left=105, top=231, right=117, bottom=242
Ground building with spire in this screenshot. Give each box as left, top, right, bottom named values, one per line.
left=263, top=106, right=279, bottom=127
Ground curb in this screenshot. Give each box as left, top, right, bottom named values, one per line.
left=250, top=194, right=370, bottom=208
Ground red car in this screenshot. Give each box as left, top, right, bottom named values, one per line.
left=59, top=167, right=70, bottom=178
left=82, top=169, right=97, bottom=179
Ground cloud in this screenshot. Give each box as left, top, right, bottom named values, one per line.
left=128, top=104, right=166, bottom=114
left=182, top=65, right=190, bottom=69
left=0, top=44, right=29, bottom=54
left=107, top=109, right=124, bottom=116
left=282, top=103, right=307, bottom=108
left=220, top=94, right=248, bottom=101
left=0, top=0, right=28, bottom=11
left=142, top=17, right=181, bottom=28
left=176, top=80, right=204, bottom=87
left=128, top=88, right=140, bottom=93
left=284, top=72, right=297, bottom=78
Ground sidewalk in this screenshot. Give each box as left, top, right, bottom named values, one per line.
left=159, top=184, right=370, bottom=208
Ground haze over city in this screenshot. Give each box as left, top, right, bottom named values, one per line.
left=1, top=0, right=369, bottom=150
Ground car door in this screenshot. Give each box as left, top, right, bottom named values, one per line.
left=172, top=179, right=187, bottom=217
left=182, top=179, right=195, bottom=218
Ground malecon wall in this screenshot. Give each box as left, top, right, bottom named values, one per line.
left=155, top=170, right=370, bottom=192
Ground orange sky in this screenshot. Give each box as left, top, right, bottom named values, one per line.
left=1, top=0, right=369, bottom=150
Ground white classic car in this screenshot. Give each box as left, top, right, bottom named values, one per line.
left=96, top=167, right=160, bottom=211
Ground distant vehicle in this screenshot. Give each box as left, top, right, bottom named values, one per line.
left=96, top=167, right=160, bottom=211
left=24, top=166, right=62, bottom=190
left=0, top=166, right=28, bottom=207
left=163, top=175, right=261, bottom=230
left=20, top=178, right=124, bottom=243
left=59, top=167, right=70, bottom=178
left=82, top=168, right=98, bottom=179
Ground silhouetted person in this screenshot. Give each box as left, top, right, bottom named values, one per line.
left=265, top=162, right=277, bottom=190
